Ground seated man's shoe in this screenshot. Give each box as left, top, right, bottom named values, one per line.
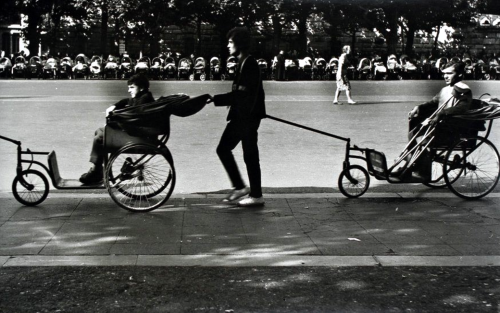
left=79, top=167, right=103, bottom=185
left=222, top=187, right=250, bottom=202
left=238, top=196, right=265, bottom=207
left=389, top=166, right=405, bottom=177
left=412, top=171, right=430, bottom=182
left=450, top=154, right=462, bottom=169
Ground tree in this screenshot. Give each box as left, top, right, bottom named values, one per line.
left=317, top=1, right=366, bottom=56
left=208, top=0, right=246, bottom=59
left=173, top=0, right=217, bottom=56
left=18, top=0, right=54, bottom=56
left=41, top=0, right=88, bottom=55
left=121, top=0, right=179, bottom=56
left=400, top=0, right=487, bottom=56
left=281, top=0, right=315, bottom=57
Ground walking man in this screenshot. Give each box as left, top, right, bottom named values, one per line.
left=212, top=27, right=266, bottom=206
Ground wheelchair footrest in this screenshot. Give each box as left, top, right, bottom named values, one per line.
left=48, top=151, right=105, bottom=189
left=48, top=151, right=63, bottom=187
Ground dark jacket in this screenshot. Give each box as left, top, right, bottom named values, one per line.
left=213, top=55, right=266, bottom=121
left=114, top=90, right=155, bottom=110
left=418, top=85, right=472, bottom=119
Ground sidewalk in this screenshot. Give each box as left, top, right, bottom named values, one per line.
left=1, top=191, right=500, bottom=267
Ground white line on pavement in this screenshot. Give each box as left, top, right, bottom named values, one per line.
left=3, top=255, right=500, bottom=267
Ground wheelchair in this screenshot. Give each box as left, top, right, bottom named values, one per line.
left=2, top=94, right=209, bottom=212
left=338, top=95, right=500, bottom=199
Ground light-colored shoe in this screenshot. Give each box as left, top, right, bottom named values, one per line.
left=222, top=187, right=250, bottom=202
left=238, top=196, right=265, bottom=207
left=347, top=100, right=356, bottom=104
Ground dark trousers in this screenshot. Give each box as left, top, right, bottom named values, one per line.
left=217, top=119, right=262, bottom=198
left=89, top=127, right=104, bottom=167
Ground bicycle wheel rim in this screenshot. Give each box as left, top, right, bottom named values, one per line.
left=338, top=165, right=370, bottom=198
left=106, top=144, right=176, bottom=212
left=445, top=138, right=500, bottom=199
left=12, top=170, right=49, bottom=206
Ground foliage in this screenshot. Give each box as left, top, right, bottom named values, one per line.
left=2, top=0, right=496, bottom=57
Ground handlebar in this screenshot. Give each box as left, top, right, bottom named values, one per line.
left=0, top=134, right=21, bottom=146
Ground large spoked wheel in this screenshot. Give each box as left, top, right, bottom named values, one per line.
left=12, top=169, right=49, bottom=206
left=424, top=148, right=465, bottom=188
left=105, top=144, right=176, bottom=212
left=338, top=165, right=370, bottom=198
left=444, top=137, right=500, bottom=199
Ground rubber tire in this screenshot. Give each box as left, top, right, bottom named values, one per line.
left=12, top=169, right=49, bottom=206
left=106, top=144, right=176, bottom=212
left=338, top=165, right=370, bottom=198
left=444, top=137, right=500, bottom=199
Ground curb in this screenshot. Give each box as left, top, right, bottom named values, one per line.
left=2, top=255, right=500, bottom=267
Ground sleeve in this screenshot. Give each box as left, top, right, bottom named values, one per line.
left=213, top=91, right=237, bottom=107
left=439, top=91, right=473, bottom=117
left=418, top=92, right=439, bottom=111
left=113, top=98, right=129, bottom=110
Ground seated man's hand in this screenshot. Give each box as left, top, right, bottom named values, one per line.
left=408, top=106, right=419, bottom=119
left=421, top=116, right=438, bottom=126
left=105, top=105, right=116, bottom=117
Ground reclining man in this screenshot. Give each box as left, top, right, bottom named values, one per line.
left=79, top=74, right=154, bottom=185
left=397, top=60, right=473, bottom=180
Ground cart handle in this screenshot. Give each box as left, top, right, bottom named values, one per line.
left=0, top=134, right=21, bottom=146
left=265, top=114, right=350, bottom=142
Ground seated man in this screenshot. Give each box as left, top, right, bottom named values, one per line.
left=79, top=74, right=154, bottom=184
left=399, top=60, right=473, bottom=179
left=408, top=60, right=473, bottom=138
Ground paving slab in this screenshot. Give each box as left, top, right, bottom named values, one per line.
left=0, top=194, right=499, bottom=267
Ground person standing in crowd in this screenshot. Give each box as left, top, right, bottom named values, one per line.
left=276, top=50, right=285, bottom=81
left=211, top=27, right=266, bottom=207
left=333, top=45, right=356, bottom=105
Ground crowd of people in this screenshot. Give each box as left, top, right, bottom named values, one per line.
left=2, top=47, right=500, bottom=81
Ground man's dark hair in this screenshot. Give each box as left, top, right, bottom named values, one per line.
left=227, top=27, right=251, bottom=52
left=127, top=74, right=149, bottom=90
left=444, top=60, right=465, bottom=76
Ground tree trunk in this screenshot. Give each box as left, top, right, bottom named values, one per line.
left=385, top=9, right=399, bottom=54
left=48, top=14, right=62, bottom=55
left=100, top=0, right=109, bottom=56
left=271, top=14, right=282, bottom=55
left=26, top=11, right=41, bottom=56
left=196, top=17, right=202, bottom=56
left=296, top=15, right=308, bottom=57
left=433, top=24, right=441, bottom=56
left=350, top=29, right=356, bottom=52
left=149, top=29, right=160, bottom=56
left=405, top=22, right=416, bottom=56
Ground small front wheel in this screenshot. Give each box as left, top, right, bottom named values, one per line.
left=338, top=165, right=370, bottom=198
left=12, top=170, right=49, bottom=206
